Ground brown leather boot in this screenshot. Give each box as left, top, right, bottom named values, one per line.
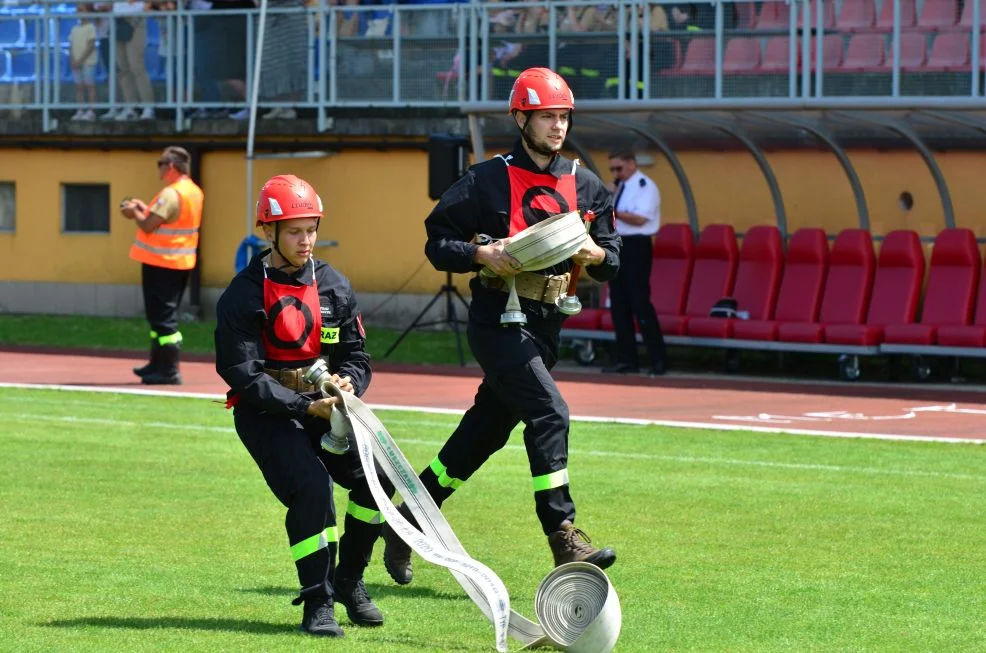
left=547, top=521, right=617, bottom=570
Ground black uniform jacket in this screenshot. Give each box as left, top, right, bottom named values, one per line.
left=214, top=250, right=371, bottom=420
left=424, top=140, right=622, bottom=328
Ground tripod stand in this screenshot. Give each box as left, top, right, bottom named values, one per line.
left=383, top=271, right=471, bottom=366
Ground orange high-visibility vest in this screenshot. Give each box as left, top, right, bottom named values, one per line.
left=129, top=176, right=204, bottom=271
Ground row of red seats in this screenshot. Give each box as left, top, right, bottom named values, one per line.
left=668, top=32, right=985, bottom=75
left=563, top=224, right=986, bottom=351
left=745, top=0, right=986, bottom=33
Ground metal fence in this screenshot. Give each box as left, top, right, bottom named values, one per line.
left=1, top=0, right=984, bottom=131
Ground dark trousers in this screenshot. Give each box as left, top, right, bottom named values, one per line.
left=420, top=320, right=575, bottom=535
left=141, top=263, right=191, bottom=337
left=234, top=406, right=393, bottom=592
left=609, top=235, right=667, bottom=368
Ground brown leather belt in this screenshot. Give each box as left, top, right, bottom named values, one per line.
left=480, top=271, right=570, bottom=305
left=264, top=367, right=317, bottom=393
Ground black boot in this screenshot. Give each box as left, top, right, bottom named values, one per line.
left=381, top=503, right=416, bottom=585
left=142, top=344, right=182, bottom=385
left=333, top=575, right=384, bottom=626
left=133, top=340, right=161, bottom=378
left=293, top=584, right=344, bottom=637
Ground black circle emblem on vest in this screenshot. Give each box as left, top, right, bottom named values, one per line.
left=521, top=186, right=570, bottom=227
left=266, top=296, right=314, bottom=349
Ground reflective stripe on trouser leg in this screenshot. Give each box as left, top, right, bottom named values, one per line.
left=291, top=526, right=339, bottom=561
left=430, top=456, right=465, bottom=490
left=419, top=454, right=469, bottom=509
left=464, top=322, right=576, bottom=534
left=156, top=331, right=183, bottom=346
left=338, top=503, right=383, bottom=580
left=346, top=500, right=383, bottom=525
left=532, top=468, right=569, bottom=492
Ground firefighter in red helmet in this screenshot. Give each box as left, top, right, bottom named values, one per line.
left=215, top=174, right=393, bottom=637
left=380, top=68, right=622, bottom=585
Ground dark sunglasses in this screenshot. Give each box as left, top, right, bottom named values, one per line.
left=608, top=166, right=623, bottom=173
left=157, top=159, right=170, bottom=167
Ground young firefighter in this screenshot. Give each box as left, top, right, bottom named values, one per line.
left=214, top=174, right=391, bottom=636
left=381, top=67, right=622, bottom=585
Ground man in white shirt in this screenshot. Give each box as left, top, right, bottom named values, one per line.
left=603, top=149, right=667, bottom=376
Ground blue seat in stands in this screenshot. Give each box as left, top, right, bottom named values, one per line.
left=0, top=17, right=24, bottom=46
left=10, top=49, right=35, bottom=81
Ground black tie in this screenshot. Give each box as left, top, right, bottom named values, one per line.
left=613, top=182, right=625, bottom=213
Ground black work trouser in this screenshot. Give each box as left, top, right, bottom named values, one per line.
left=608, top=235, right=667, bottom=368
left=420, top=319, right=575, bottom=535
left=141, top=263, right=190, bottom=338
left=234, top=406, right=393, bottom=594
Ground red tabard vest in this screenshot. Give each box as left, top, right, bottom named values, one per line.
left=262, top=266, right=322, bottom=364
left=505, top=161, right=578, bottom=236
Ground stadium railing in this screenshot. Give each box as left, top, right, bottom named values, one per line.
left=2, top=0, right=986, bottom=131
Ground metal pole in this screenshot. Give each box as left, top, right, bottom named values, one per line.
left=788, top=0, right=797, bottom=97
left=392, top=8, right=401, bottom=103
left=245, top=0, right=270, bottom=240
left=174, top=0, right=184, bottom=130
left=800, top=0, right=810, bottom=98
left=317, top=0, right=327, bottom=131
left=972, top=0, right=981, bottom=96
left=714, top=0, right=723, bottom=99
left=891, top=0, right=901, bottom=97
left=813, top=0, right=823, bottom=97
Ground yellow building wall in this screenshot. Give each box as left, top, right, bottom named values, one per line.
left=1, top=146, right=984, bottom=293
left=608, top=148, right=986, bottom=242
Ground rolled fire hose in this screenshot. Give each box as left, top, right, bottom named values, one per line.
left=478, top=211, right=589, bottom=325
left=307, top=369, right=622, bottom=653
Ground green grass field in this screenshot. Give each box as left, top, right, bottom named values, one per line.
left=3, top=386, right=986, bottom=652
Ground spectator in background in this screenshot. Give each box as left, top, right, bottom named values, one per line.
left=258, top=0, right=307, bottom=119
left=102, top=0, right=155, bottom=120
left=398, top=0, right=452, bottom=37
left=191, top=0, right=249, bottom=119
left=603, top=148, right=667, bottom=376
left=69, top=4, right=99, bottom=120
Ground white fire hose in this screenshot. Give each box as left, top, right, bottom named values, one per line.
left=478, top=210, right=590, bottom=326
left=305, top=370, right=622, bottom=652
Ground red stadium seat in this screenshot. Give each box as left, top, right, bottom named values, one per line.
left=599, top=223, right=695, bottom=333
left=760, top=37, right=799, bottom=73
left=875, top=0, right=916, bottom=30
left=680, top=38, right=716, bottom=75
left=660, top=224, right=738, bottom=335
left=884, top=228, right=981, bottom=345
left=688, top=225, right=784, bottom=339
left=734, top=228, right=829, bottom=342
left=958, top=0, right=986, bottom=28
left=889, top=31, right=929, bottom=71
left=755, top=2, right=791, bottom=29
left=735, top=3, right=757, bottom=28
left=651, top=223, right=695, bottom=322
left=826, top=230, right=925, bottom=346
left=936, top=254, right=986, bottom=348
left=837, top=0, right=877, bottom=31
left=779, top=228, right=875, bottom=343
left=916, top=0, right=958, bottom=30
left=798, top=0, right=837, bottom=28
left=724, top=38, right=762, bottom=73
left=922, top=32, right=969, bottom=72
left=840, top=33, right=886, bottom=71
left=810, top=35, right=845, bottom=72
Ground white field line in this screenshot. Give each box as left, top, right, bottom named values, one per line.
left=2, top=385, right=986, bottom=482
left=1, top=382, right=984, bottom=447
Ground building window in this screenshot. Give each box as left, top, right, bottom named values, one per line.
left=62, top=184, right=110, bottom=233
left=0, top=182, right=14, bottom=232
